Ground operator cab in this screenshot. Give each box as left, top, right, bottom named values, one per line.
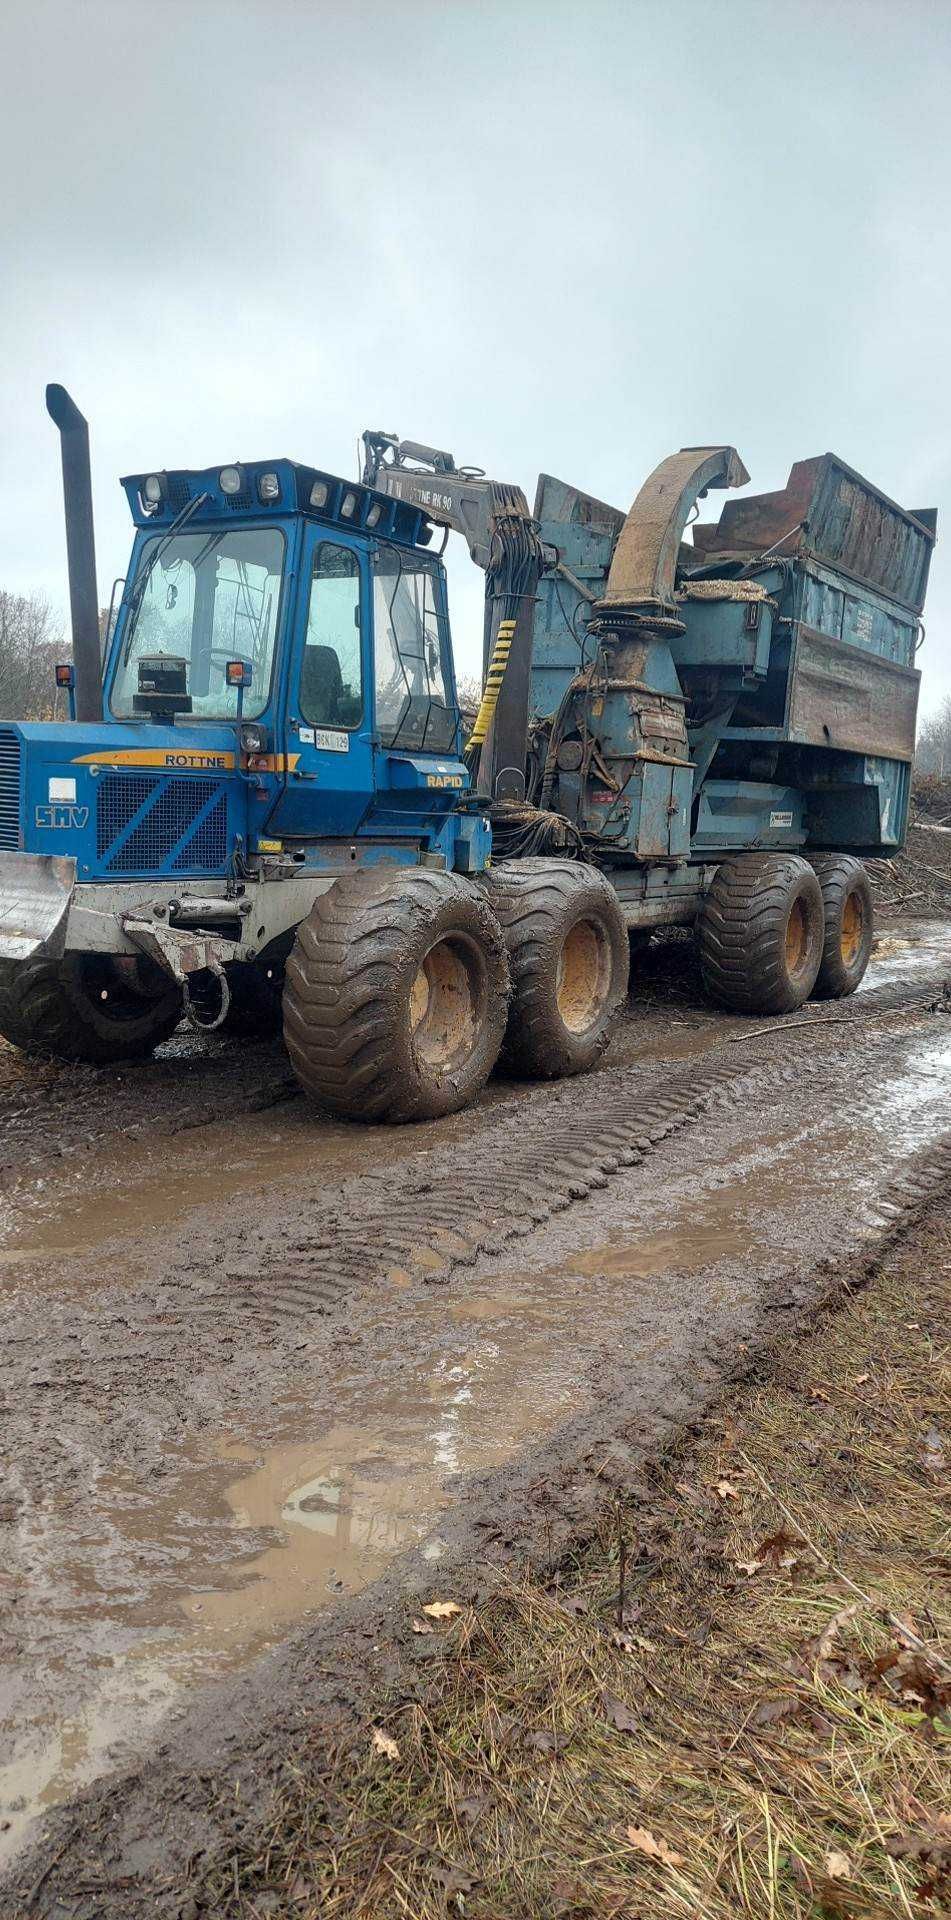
left=101, top=458, right=472, bottom=854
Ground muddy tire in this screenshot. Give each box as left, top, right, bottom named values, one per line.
left=282, top=867, right=510, bottom=1123
left=809, top=855, right=873, bottom=998
left=480, top=858, right=629, bottom=1077
left=699, top=853, right=824, bottom=1015
left=0, top=954, right=183, bottom=1063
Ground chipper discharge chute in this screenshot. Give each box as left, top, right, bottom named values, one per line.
left=0, top=392, right=935, bottom=1117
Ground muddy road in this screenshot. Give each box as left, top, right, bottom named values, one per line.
left=1, top=919, right=950, bottom=1904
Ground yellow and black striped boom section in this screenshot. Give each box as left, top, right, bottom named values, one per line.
left=464, top=617, right=516, bottom=764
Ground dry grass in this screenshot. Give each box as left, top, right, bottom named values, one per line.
left=200, top=1204, right=950, bottom=1919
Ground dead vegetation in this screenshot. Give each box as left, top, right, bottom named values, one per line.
left=870, top=775, right=951, bottom=918
left=195, top=1191, right=951, bottom=1918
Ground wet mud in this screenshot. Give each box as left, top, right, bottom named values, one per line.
left=1, top=918, right=950, bottom=1899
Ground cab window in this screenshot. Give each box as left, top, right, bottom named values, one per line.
left=300, top=543, right=363, bottom=729
left=372, top=546, right=456, bottom=751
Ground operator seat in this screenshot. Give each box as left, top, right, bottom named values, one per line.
left=301, top=643, right=344, bottom=726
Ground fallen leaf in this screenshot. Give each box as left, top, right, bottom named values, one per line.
left=757, top=1528, right=808, bottom=1566
left=715, top=1480, right=740, bottom=1501
left=825, top=1848, right=852, bottom=1880
left=854, top=1372, right=871, bottom=1386
left=752, top=1695, right=807, bottom=1729
left=422, top=1600, right=462, bottom=1619
left=610, top=1626, right=639, bottom=1650
left=869, top=1647, right=951, bottom=1719
left=411, top=1616, right=436, bottom=1635
left=626, top=1824, right=685, bottom=1868
left=808, top=1386, right=831, bottom=1403
left=735, top=1527, right=808, bottom=1578
left=810, top=1602, right=859, bottom=1664
left=603, top=1691, right=640, bottom=1734
left=522, top=1727, right=571, bottom=1754
left=429, top=1863, right=477, bottom=1897
left=455, top=1792, right=489, bottom=1824
left=371, top=1727, right=400, bottom=1761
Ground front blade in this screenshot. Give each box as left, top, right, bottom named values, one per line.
left=0, top=853, right=76, bottom=961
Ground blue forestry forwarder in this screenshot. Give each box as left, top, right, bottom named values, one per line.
left=0, top=390, right=936, bottom=1121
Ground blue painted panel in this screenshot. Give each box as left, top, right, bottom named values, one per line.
left=692, top=781, right=805, bottom=856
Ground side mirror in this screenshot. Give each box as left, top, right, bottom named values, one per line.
left=226, top=658, right=253, bottom=723
left=55, top=662, right=76, bottom=721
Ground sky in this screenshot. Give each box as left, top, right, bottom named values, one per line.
left=0, top=0, right=949, bottom=712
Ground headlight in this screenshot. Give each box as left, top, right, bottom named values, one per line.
left=240, top=721, right=268, bottom=754
left=340, top=489, right=357, bottom=518
left=309, top=480, right=329, bottom=508
left=219, top=466, right=243, bottom=496
left=257, top=471, right=281, bottom=503
left=366, top=501, right=382, bottom=527
left=141, top=473, right=166, bottom=513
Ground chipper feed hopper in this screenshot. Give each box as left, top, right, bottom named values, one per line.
left=0, top=392, right=935, bottom=1121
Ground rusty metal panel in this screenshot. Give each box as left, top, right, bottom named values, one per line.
left=690, top=454, right=935, bottom=616
left=788, top=628, right=919, bottom=761
left=601, top=446, right=748, bottom=612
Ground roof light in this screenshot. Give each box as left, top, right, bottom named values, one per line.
left=257, top=471, right=281, bottom=503
left=366, top=501, right=382, bottom=527
left=309, top=480, right=329, bottom=508
left=142, top=474, right=166, bottom=509
left=340, top=490, right=357, bottom=519
left=219, top=466, right=243, bottom=495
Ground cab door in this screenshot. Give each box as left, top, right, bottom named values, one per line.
left=269, top=526, right=374, bottom=839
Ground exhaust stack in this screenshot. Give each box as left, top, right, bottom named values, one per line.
left=45, top=384, right=102, bottom=723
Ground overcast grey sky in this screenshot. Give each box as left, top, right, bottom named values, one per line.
left=0, top=0, right=948, bottom=708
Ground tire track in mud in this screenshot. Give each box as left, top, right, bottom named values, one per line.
left=221, top=969, right=951, bottom=1328
left=1, top=968, right=947, bottom=1393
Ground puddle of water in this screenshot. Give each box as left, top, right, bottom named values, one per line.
left=569, top=1220, right=753, bottom=1279
left=859, top=921, right=951, bottom=992
left=1, top=1329, right=579, bottom=1863
left=867, top=1033, right=951, bottom=1152
left=0, top=1108, right=423, bottom=1277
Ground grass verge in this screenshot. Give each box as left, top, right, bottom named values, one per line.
left=199, top=1195, right=950, bottom=1919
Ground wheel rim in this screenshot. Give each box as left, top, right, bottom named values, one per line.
left=840, top=889, right=865, bottom=967
left=784, top=898, right=809, bottom=977
left=555, top=917, right=612, bottom=1034
left=409, top=935, right=483, bottom=1071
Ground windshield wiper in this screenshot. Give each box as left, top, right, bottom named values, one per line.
left=121, top=491, right=210, bottom=663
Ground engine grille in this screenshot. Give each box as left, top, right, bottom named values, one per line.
left=97, top=774, right=229, bottom=874
left=0, top=728, right=21, bottom=851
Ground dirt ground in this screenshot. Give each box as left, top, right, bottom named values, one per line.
left=0, top=918, right=949, bottom=1915
left=869, top=774, right=951, bottom=918
left=194, top=1152, right=951, bottom=1919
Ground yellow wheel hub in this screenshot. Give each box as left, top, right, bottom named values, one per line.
left=840, top=890, right=864, bottom=967
left=409, top=937, right=479, bottom=1071
left=556, top=918, right=611, bottom=1034
left=785, top=898, right=809, bottom=976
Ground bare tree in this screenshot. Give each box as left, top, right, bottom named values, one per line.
left=917, top=697, right=951, bottom=777
left=0, top=591, right=67, bottom=721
